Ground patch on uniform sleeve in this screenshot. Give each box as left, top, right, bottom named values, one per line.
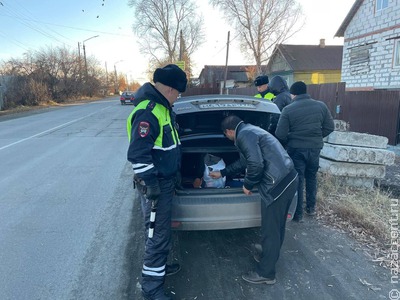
left=138, top=121, right=150, bottom=138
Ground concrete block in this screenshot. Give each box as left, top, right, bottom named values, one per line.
left=324, top=131, right=388, bottom=149
left=329, top=176, right=375, bottom=189
left=333, top=120, right=350, bottom=132
left=319, top=157, right=386, bottom=178
left=321, top=143, right=395, bottom=166
left=344, top=176, right=375, bottom=189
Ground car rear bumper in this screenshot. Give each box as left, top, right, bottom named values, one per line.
left=171, top=189, right=297, bottom=230
left=171, top=190, right=261, bottom=230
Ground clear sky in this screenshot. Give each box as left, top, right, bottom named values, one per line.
left=0, top=0, right=355, bottom=83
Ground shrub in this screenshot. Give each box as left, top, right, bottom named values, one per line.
left=3, top=76, right=51, bottom=109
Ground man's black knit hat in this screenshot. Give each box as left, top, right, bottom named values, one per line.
left=153, top=64, right=188, bottom=93
left=289, top=81, right=307, bottom=95
left=254, top=75, right=269, bottom=86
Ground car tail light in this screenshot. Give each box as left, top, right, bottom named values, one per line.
left=120, top=97, right=124, bottom=100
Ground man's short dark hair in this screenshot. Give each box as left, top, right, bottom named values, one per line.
left=221, top=115, right=242, bottom=132
left=289, top=81, right=307, bottom=95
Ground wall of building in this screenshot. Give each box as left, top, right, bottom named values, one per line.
left=294, top=71, right=342, bottom=85
left=341, top=0, right=400, bottom=89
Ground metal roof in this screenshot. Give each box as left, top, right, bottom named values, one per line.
left=275, top=44, right=343, bottom=71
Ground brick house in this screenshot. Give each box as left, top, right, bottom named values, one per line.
left=335, top=0, right=400, bottom=90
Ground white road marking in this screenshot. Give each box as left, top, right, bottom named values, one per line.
left=0, top=106, right=112, bottom=151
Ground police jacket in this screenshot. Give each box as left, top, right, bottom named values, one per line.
left=275, top=94, right=334, bottom=149
left=267, top=76, right=292, bottom=135
left=221, top=122, right=296, bottom=207
left=254, top=89, right=275, bottom=101
left=126, top=83, right=181, bottom=186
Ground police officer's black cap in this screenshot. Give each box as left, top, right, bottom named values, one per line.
left=290, top=81, right=307, bottom=95
left=153, top=64, right=188, bottom=93
left=254, top=75, right=269, bottom=86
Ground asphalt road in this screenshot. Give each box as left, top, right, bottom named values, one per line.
left=0, top=98, right=395, bottom=300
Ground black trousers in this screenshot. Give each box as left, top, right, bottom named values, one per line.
left=256, top=176, right=298, bottom=279
left=139, top=178, right=175, bottom=298
left=287, top=147, right=321, bottom=217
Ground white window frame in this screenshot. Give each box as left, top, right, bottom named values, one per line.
left=376, top=0, right=389, bottom=11
left=394, top=39, right=400, bottom=68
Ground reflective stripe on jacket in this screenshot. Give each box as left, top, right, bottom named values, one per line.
left=254, top=92, right=275, bottom=101
left=127, top=100, right=181, bottom=184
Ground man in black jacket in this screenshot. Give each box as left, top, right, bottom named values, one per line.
left=210, top=115, right=298, bottom=284
left=275, top=81, right=334, bottom=222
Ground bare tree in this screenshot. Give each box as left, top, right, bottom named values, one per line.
left=128, top=0, right=205, bottom=74
left=209, top=0, right=304, bottom=74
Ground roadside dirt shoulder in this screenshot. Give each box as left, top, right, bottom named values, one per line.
left=0, top=97, right=109, bottom=120
left=127, top=191, right=394, bottom=300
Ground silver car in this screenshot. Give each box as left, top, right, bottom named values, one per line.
left=172, top=94, right=297, bottom=230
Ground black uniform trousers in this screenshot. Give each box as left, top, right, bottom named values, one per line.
left=256, top=175, right=298, bottom=279
left=139, top=178, right=175, bottom=299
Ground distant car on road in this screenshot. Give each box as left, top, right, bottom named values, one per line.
left=120, top=91, right=135, bottom=105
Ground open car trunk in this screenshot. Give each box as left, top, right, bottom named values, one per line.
left=170, top=95, right=282, bottom=230
left=178, top=135, right=244, bottom=192
left=174, top=95, right=280, bottom=194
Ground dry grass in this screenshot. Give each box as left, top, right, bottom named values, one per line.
left=316, top=173, right=398, bottom=268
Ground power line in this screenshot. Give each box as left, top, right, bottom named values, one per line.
left=12, top=0, right=75, bottom=43
left=210, top=32, right=241, bottom=59
left=0, top=4, right=71, bottom=47
left=0, top=13, right=133, bottom=38
left=0, top=0, right=131, bottom=50
left=0, top=31, right=29, bottom=52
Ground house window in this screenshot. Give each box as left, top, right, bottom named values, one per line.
left=376, top=0, right=388, bottom=11
left=395, top=39, right=400, bottom=67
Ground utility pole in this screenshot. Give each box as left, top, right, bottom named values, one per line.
left=82, top=35, right=99, bottom=84
left=105, top=62, right=109, bottom=95
left=114, top=64, right=118, bottom=94
left=179, top=30, right=183, bottom=61
left=223, top=31, right=230, bottom=95
left=83, top=43, right=88, bottom=82
left=78, top=42, right=82, bottom=83
left=113, top=60, right=124, bottom=94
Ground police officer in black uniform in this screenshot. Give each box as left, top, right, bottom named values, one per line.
left=127, top=64, right=187, bottom=300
